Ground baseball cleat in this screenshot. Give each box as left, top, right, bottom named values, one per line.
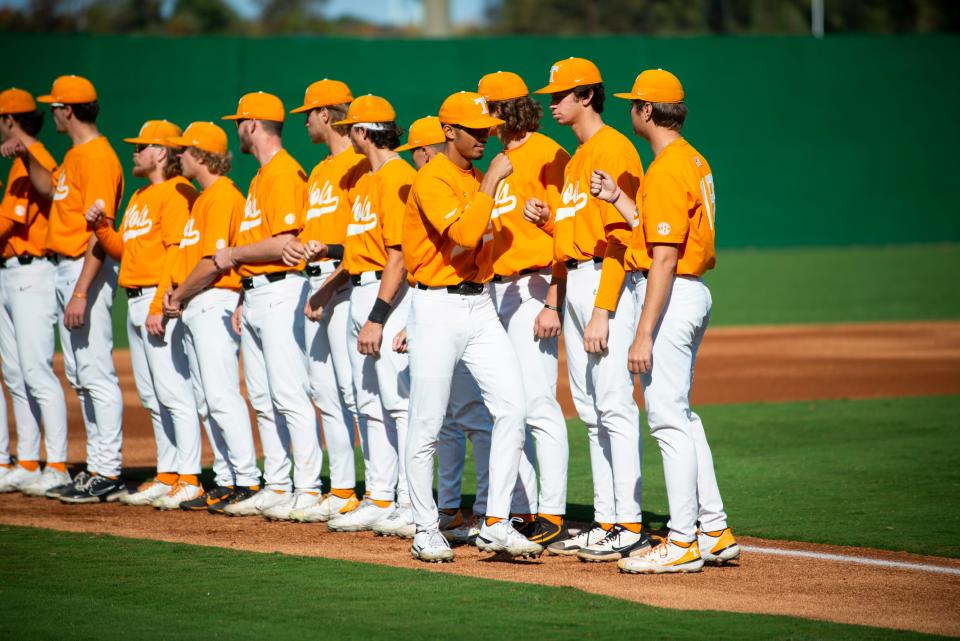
left=208, top=485, right=259, bottom=514
left=547, top=523, right=609, bottom=556
left=411, top=529, right=455, bottom=563
left=223, top=487, right=288, bottom=517
left=152, top=481, right=204, bottom=510
left=519, top=515, right=568, bottom=547
left=576, top=525, right=652, bottom=562
left=179, top=485, right=233, bottom=511
left=442, top=511, right=482, bottom=545
left=290, top=493, right=360, bottom=523
left=0, top=465, right=11, bottom=482
left=263, top=491, right=320, bottom=521
left=120, top=480, right=173, bottom=506
left=476, top=519, right=543, bottom=558
left=328, top=499, right=394, bottom=532
left=59, top=475, right=128, bottom=504
left=372, top=503, right=415, bottom=538
left=0, top=466, right=40, bottom=493
left=697, top=528, right=740, bottom=565
left=438, top=509, right=464, bottom=533
left=19, top=467, right=72, bottom=497
left=618, top=539, right=704, bottom=574
left=46, top=470, right=91, bottom=499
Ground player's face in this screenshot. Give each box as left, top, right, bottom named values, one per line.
left=452, top=125, right=489, bottom=160
left=348, top=126, right=364, bottom=154
left=305, top=108, right=324, bottom=144
left=0, top=115, right=11, bottom=141
left=236, top=119, right=253, bottom=154
left=132, top=144, right=159, bottom=177
left=411, top=146, right=428, bottom=170
left=630, top=101, right=650, bottom=135
left=549, top=90, right=579, bottom=125
left=51, top=105, right=68, bottom=133
left=180, top=147, right=199, bottom=179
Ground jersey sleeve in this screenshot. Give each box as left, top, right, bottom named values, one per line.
left=415, top=173, right=493, bottom=248
left=381, top=168, right=414, bottom=248
left=264, top=168, right=307, bottom=236
left=641, top=166, right=690, bottom=245
left=160, top=183, right=197, bottom=248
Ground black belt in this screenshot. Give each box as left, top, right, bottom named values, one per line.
left=240, top=272, right=288, bottom=290
left=305, top=260, right=341, bottom=277
left=564, top=256, right=604, bottom=270
left=46, top=253, right=80, bottom=265
left=492, top=266, right=546, bottom=282
left=16, top=255, right=43, bottom=265
left=125, top=285, right=157, bottom=298
left=350, top=271, right=383, bottom=286
left=415, top=281, right=485, bottom=296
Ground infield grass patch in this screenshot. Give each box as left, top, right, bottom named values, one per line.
left=0, top=526, right=946, bottom=641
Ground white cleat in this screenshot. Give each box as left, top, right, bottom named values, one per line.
left=618, top=539, right=705, bottom=574
left=0, top=466, right=11, bottom=483
left=223, top=488, right=291, bottom=517
left=0, top=466, right=41, bottom=493
left=328, top=499, right=395, bottom=532
left=546, top=523, right=609, bottom=556
left=476, top=519, right=543, bottom=558
left=152, top=482, right=204, bottom=510
left=290, top=494, right=360, bottom=523
left=263, top=491, right=320, bottom=521
left=411, top=529, right=455, bottom=563
left=120, top=481, right=173, bottom=506
left=372, top=503, right=415, bottom=538
left=445, top=512, right=482, bottom=545
left=697, top=528, right=741, bottom=565
left=19, top=468, right=72, bottom=497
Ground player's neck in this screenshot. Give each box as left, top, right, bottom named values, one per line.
left=571, top=111, right=604, bottom=145
left=442, top=142, right=471, bottom=171
left=366, top=146, right=397, bottom=172
left=145, top=166, right=166, bottom=185
left=67, top=121, right=100, bottom=147
left=253, top=137, right=283, bottom=167
left=195, top=169, right=219, bottom=191
left=326, top=132, right=353, bottom=156
left=501, top=130, right=531, bottom=151
left=648, top=128, right=681, bottom=157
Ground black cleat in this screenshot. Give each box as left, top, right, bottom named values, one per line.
left=207, top=485, right=258, bottom=514
left=520, top=515, right=568, bottom=547
left=181, top=485, right=233, bottom=511
left=59, top=475, right=128, bottom=504
left=46, top=470, right=91, bottom=499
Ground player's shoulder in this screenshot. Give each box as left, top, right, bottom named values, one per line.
left=270, top=149, right=307, bottom=181
left=26, top=142, right=58, bottom=172
left=384, top=156, right=417, bottom=183
left=652, top=138, right=708, bottom=180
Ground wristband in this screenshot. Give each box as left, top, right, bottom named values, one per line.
left=72, top=292, right=87, bottom=300
left=606, top=187, right=622, bottom=204
left=543, top=303, right=561, bottom=312
left=367, top=297, right=392, bottom=324
left=326, top=244, right=344, bottom=260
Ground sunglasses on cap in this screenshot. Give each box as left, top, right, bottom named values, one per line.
left=134, top=144, right=161, bottom=153
left=453, top=124, right=490, bottom=139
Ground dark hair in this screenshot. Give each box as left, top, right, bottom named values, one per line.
left=69, top=101, right=99, bottom=124
left=162, top=147, right=182, bottom=180
left=637, top=100, right=688, bottom=132
left=191, top=147, right=233, bottom=175
left=325, top=103, right=350, bottom=136
left=573, top=83, right=604, bottom=114
left=366, top=122, right=404, bottom=150
left=11, top=111, right=44, bottom=136
left=490, top=95, right=542, bottom=135
left=258, top=119, right=283, bottom=137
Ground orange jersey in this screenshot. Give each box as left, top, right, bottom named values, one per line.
left=553, top=126, right=644, bottom=311
left=343, top=156, right=415, bottom=275
left=234, top=149, right=307, bottom=278
left=114, top=176, right=197, bottom=288
left=46, top=136, right=124, bottom=258
left=1, top=143, right=58, bottom=258
left=479, top=132, right=569, bottom=278
left=403, top=153, right=494, bottom=287
left=300, top=147, right=370, bottom=249
left=628, top=138, right=716, bottom=277
left=173, top=176, right=245, bottom=290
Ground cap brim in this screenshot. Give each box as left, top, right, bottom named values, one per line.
left=36, top=95, right=55, bottom=103
left=459, top=115, right=505, bottom=129
left=166, top=136, right=188, bottom=147
left=221, top=114, right=242, bottom=121
left=395, top=142, right=419, bottom=152
left=331, top=118, right=354, bottom=126
left=533, top=83, right=571, bottom=95
left=290, top=104, right=313, bottom=114
left=122, top=136, right=155, bottom=144
left=613, top=92, right=637, bottom=100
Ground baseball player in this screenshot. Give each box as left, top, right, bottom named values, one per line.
left=16, top=76, right=126, bottom=504
left=163, top=121, right=263, bottom=513
left=590, top=69, right=739, bottom=573
left=211, top=91, right=322, bottom=518
left=403, top=90, right=540, bottom=562
left=284, top=79, right=367, bottom=524
left=84, top=119, right=204, bottom=510
left=0, top=88, right=70, bottom=496
left=477, top=71, right=570, bottom=545
left=527, top=58, right=649, bottom=561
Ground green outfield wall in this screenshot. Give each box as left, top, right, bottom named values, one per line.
left=2, top=33, right=958, bottom=248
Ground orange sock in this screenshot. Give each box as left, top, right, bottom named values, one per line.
left=538, top=513, right=563, bottom=526
left=704, top=528, right=726, bottom=536
left=598, top=522, right=614, bottom=531
left=672, top=539, right=693, bottom=548
left=370, top=498, right=392, bottom=508
left=485, top=516, right=503, bottom=526
left=331, top=488, right=355, bottom=499
left=18, top=460, right=40, bottom=472
left=0, top=463, right=11, bottom=469
left=48, top=462, right=67, bottom=472
left=180, top=474, right=199, bottom=487
left=156, top=472, right=177, bottom=485
left=620, top=522, right=642, bottom=534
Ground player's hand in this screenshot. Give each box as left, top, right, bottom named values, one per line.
left=83, top=198, right=107, bottom=227
left=627, top=333, right=654, bottom=375
left=0, top=138, right=26, bottom=159
left=303, top=240, right=328, bottom=262
left=304, top=284, right=333, bottom=322
left=163, top=288, right=182, bottom=319
left=357, top=321, right=383, bottom=357
left=231, top=304, right=243, bottom=334
left=583, top=308, right=609, bottom=354
left=534, top=306, right=562, bottom=339
left=487, top=153, right=513, bottom=182
left=281, top=238, right=306, bottom=266
left=145, top=313, right=166, bottom=338
left=392, top=328, right=408, bottom=354
left=63, top=294, right=87, bottom=329
left=213, top=247, right=235, bottom=272
left=590, top=169, right=619, bottom=202
left=523, top=197, right=550, bottom=227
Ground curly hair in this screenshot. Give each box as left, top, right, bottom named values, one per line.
left=490, top=95, right=542, bottom=136
left=573, top=83, right=605, bottom=114
left=161, top=147, right=183, bottom=180
left=191, top=147, right=233, bottom=176
left=325, top=103, right=351, bottom=137
left=366, top=122, right=405, bottom=150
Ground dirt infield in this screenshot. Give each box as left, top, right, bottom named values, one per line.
left=1, top=494, right=958, bottom=637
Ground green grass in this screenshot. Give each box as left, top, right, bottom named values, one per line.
left=0, top=526, right=946, bottom=641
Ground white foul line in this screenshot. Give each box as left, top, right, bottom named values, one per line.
left=740, top=545, right=960, bottom=576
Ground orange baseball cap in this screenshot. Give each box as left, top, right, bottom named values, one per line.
left=291, top=79, right=354, bottom=114
left=37, top=75, right=97, bottom=105
left=333, top=94, right=396, bottom=126
left=533, top=58, right=602, bottom=94
left=222, top=91, right=285, bottom=122
left=123, top=120, right=183, bottom=146
left=0, top=88, right=36, bottom=114
left=438, top=91, right=504, bottom=129
left=478, top=71, right=529, bottom=102
left=396, top=116, right=445, bottom=152
left=167, top=122, right=229, bottom=155
left=614, top=69, right=685, bottom=103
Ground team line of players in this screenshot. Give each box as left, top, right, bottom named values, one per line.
left=0, top=56, right=739, bottom=574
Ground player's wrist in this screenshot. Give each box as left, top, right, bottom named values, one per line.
left=367, top=297, right=392, bottom=325
left=543, top=303, right=561, bottom=312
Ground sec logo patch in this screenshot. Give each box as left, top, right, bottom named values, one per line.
left=284, top=213, right=296, bottom=225
left=657, top=222, right=671, bottom=236
left=215, top=238, right=226, bottom=250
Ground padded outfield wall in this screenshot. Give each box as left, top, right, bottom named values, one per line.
left=2, top=33, right=958, bottom=249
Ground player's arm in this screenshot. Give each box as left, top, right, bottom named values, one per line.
left=21, top=145, right=55, bottom=200
left=305, top=263, right=350, bottom=321
left=228, top=231, right=297, bottom=265
left=357, top=246, right=406, bottom=357
left=170, top=258, right=220, bottom=307
left=629, top=243, right=678, bottom=374
left=422, top=154, right=511, bottom=248
left=534, top=276, right=565, bottom=339
left=63, top=234, right=107, bottom=329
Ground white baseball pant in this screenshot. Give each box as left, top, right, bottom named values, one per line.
left=348, top=275, right=410, bottom=503
left=126, top=287, right=201, bottom=475
left=54, top=255, right=123, bottom=477
left=182, top=287, right=260, bottom=488
left=636, top=276, right=728, bottom=541
left=490, top=271, right=569, bottom=515
left=305, top=261, right=358, bottom=492
left=406, top=285, right=527, bottom=530
left=2, top=257, right=67, bottom=462
left=0, top=264, right=39, bottom=464
left=240, top=273, right=321, bottom=492
left=565, top=261, right=642, bottom=524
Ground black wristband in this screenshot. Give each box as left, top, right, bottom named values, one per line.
left=325, top=244, right=344, bottom=260
left=367, top=297, right=392, bottom=324
left=543, top=303, right=561, bottom=312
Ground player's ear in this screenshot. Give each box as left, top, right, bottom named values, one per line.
left=442, top=123, right=456, bottom=142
